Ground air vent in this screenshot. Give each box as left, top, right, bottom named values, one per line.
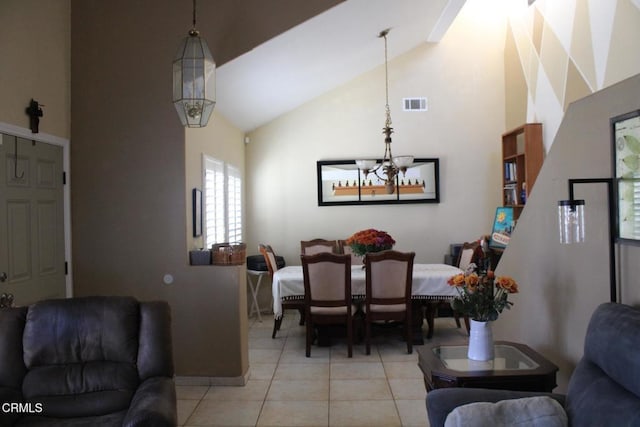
left=403, top=97, right=428, bottom=111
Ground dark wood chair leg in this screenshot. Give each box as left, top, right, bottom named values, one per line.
left=405, top=313, right=413, bottom=354
left=365, top=315, right=371, bottom=355
left=305, top=317, right=312, bottom=357
left=463, top=315, right=470, bottom=336
left=347, top=316, right=353, bottom=358
left=453, top=311, right=462, bottom=328
left=272, top=316, right=283, bottom=339
left=424, top=302, right=436, bottom=339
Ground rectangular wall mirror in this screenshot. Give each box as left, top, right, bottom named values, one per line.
left=317, top=158, right=440, bottom=206
left=613, top=109, right=640, bottom=243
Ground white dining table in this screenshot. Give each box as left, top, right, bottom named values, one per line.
left=271, top=263, right=463, bottom=318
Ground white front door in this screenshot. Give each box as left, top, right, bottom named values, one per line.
left=0, top=133, right=65, bottom=305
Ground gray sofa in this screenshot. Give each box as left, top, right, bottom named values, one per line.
left=0, top=296, right=177, bottom=426
left=427, top=302, right=640, bottom=426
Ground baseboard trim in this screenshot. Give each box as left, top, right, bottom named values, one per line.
left=175, top=370, right=250, bottom=387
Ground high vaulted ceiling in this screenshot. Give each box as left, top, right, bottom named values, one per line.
left=211, top=0, right=466, bottom=132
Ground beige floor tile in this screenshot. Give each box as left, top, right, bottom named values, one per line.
left=383, top=361, right=424, bottom=379
left=249, top=362, right=277, bottom=381
left=250, top=348, right=282, bottom=364
left=250, top=336, right=286, bottom=350
left=395, top=399, right=429, bottom=427
left=329, top=400, right=400, bottom=426
left=330, top=361, right=386, bottom=379
left=204, top=380, right=270, bottom=401
left=330, top=379, right=392, bottom=401
left=176, top=385, right=209, bottom=400
left=388, top=378, right=426, bottom=400
left=185, top=399, right=263, bottom=426
left=377, top=343, right=419, bottom=362
left=280, top=347, right=330, bottom=363
left=267, top=379, right=329, bottom=401
left=177, top=399, right=199, bottom=426
left=330, top=343, right=378, bottom=361
left=274, top=362, right=330, bottom=380
left=257, top=400, right=329, bottom=426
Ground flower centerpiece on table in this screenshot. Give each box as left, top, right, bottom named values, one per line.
left=447, top=268, right=519, bottom=322
left=345, top=228, right=395, bottom=257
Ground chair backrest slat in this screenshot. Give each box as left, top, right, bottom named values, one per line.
left=365, top=250, right=415, bottom=308
left=302, top=253, right=351, bottom=308
left=300, top=239, right=339, bottom=255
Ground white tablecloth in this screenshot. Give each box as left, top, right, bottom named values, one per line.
left=272, top=264, right=463, bottom=318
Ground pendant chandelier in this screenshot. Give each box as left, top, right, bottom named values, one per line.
left=356, top=29, right=413, bottom=194
left=173, top=0, right=216, bottom=128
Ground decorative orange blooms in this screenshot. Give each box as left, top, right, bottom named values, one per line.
left=448, top=270, right=519, bottom=321
left=495, top=276, right=519, bottom=293
left=346, top=229, right=395, bottom=256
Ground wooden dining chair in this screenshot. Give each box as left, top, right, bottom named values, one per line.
left=259, top=244, right=305, bottom=339
left=364, top=250, right=415, bottom=355
left=301, top=252, right=354, bottom=357
left=300, top=239, right=339, bottom=255
left=457, top=241, right=481, bottom=273
left=337, top=239, right=361, bottom=265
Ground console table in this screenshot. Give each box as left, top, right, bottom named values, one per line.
left=418, top=341, right=558, bottom=392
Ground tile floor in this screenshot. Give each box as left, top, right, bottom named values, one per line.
left=177, top=311, right=468, bottom=426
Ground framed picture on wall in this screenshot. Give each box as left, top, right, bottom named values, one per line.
left=316, top=158, right=440, bottom=206
left=489, top=207, right=515, bottom=249
left=612, top=109, right=640, bottom=243
left=192, top=188, right=202, bottom=237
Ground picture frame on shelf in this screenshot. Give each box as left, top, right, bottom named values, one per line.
left=489, top=207, right=515, bottom=249
left=192, top=188, right=202, bottom=237
left=612, top=109, right=640, bottom=243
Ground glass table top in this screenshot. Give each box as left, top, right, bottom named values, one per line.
left=433, top=344, right=539, bottom=372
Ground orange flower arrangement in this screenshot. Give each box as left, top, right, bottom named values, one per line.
left=447, top=269, right=519, bottom=321
left=345, top=228, right=395, bottom=257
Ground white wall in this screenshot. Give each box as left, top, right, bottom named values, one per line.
left=245, top=0, right=508, bottom=264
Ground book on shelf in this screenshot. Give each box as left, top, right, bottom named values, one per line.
left=504, top=162, right=517, bottom=182
left=503, top=183, right=517, bottom=206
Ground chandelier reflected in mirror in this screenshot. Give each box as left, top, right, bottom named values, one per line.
left=173, top=0, right=216, bottom=128
left=356, top=29, right=413, bottom=194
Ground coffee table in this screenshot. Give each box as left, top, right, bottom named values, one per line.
left=418, top=341, right=558, bottom=392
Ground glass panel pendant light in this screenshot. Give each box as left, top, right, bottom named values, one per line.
left=173, top=0, right=216, bottom=128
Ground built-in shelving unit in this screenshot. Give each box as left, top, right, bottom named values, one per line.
left=501, top=123, right=543, bottom=220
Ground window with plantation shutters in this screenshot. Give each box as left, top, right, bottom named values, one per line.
left=227, top=164, right=242, bottom=243
left=203, top=155, right=242, bottom=249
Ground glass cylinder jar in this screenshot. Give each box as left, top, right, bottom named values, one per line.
left=558, top=200, right=585, bottom=244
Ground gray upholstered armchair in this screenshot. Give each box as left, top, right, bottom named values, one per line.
left=426, top=302, right=640, bottom=426
left=0, top=296, right=177, bottom=426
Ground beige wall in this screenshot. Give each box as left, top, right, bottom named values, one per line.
left=495, top=74, right=640, bottom=392
left=0, top=0, right=70, bottom=138
left=245, top=0, right=508, bottom=264
left=70, top=0, right=248, bottom=380
left=498, top=0, right=640, bottom=392
left=185, top=112, right=246, bottom=251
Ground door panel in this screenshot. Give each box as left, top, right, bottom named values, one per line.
left=0, top=133, right=65, bottom=305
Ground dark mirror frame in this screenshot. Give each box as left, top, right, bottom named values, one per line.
left=317, top=158, right=440, bottom=206
left=612, top=109, right=640, bottom=244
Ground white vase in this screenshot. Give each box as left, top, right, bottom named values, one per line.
left=468, top=319, right=494, bottom=361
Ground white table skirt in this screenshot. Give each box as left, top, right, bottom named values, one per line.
left=272, top=264, right=463, bottom=318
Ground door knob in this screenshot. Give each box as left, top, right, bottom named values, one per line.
left=0, top=272, right=7, bottom=282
